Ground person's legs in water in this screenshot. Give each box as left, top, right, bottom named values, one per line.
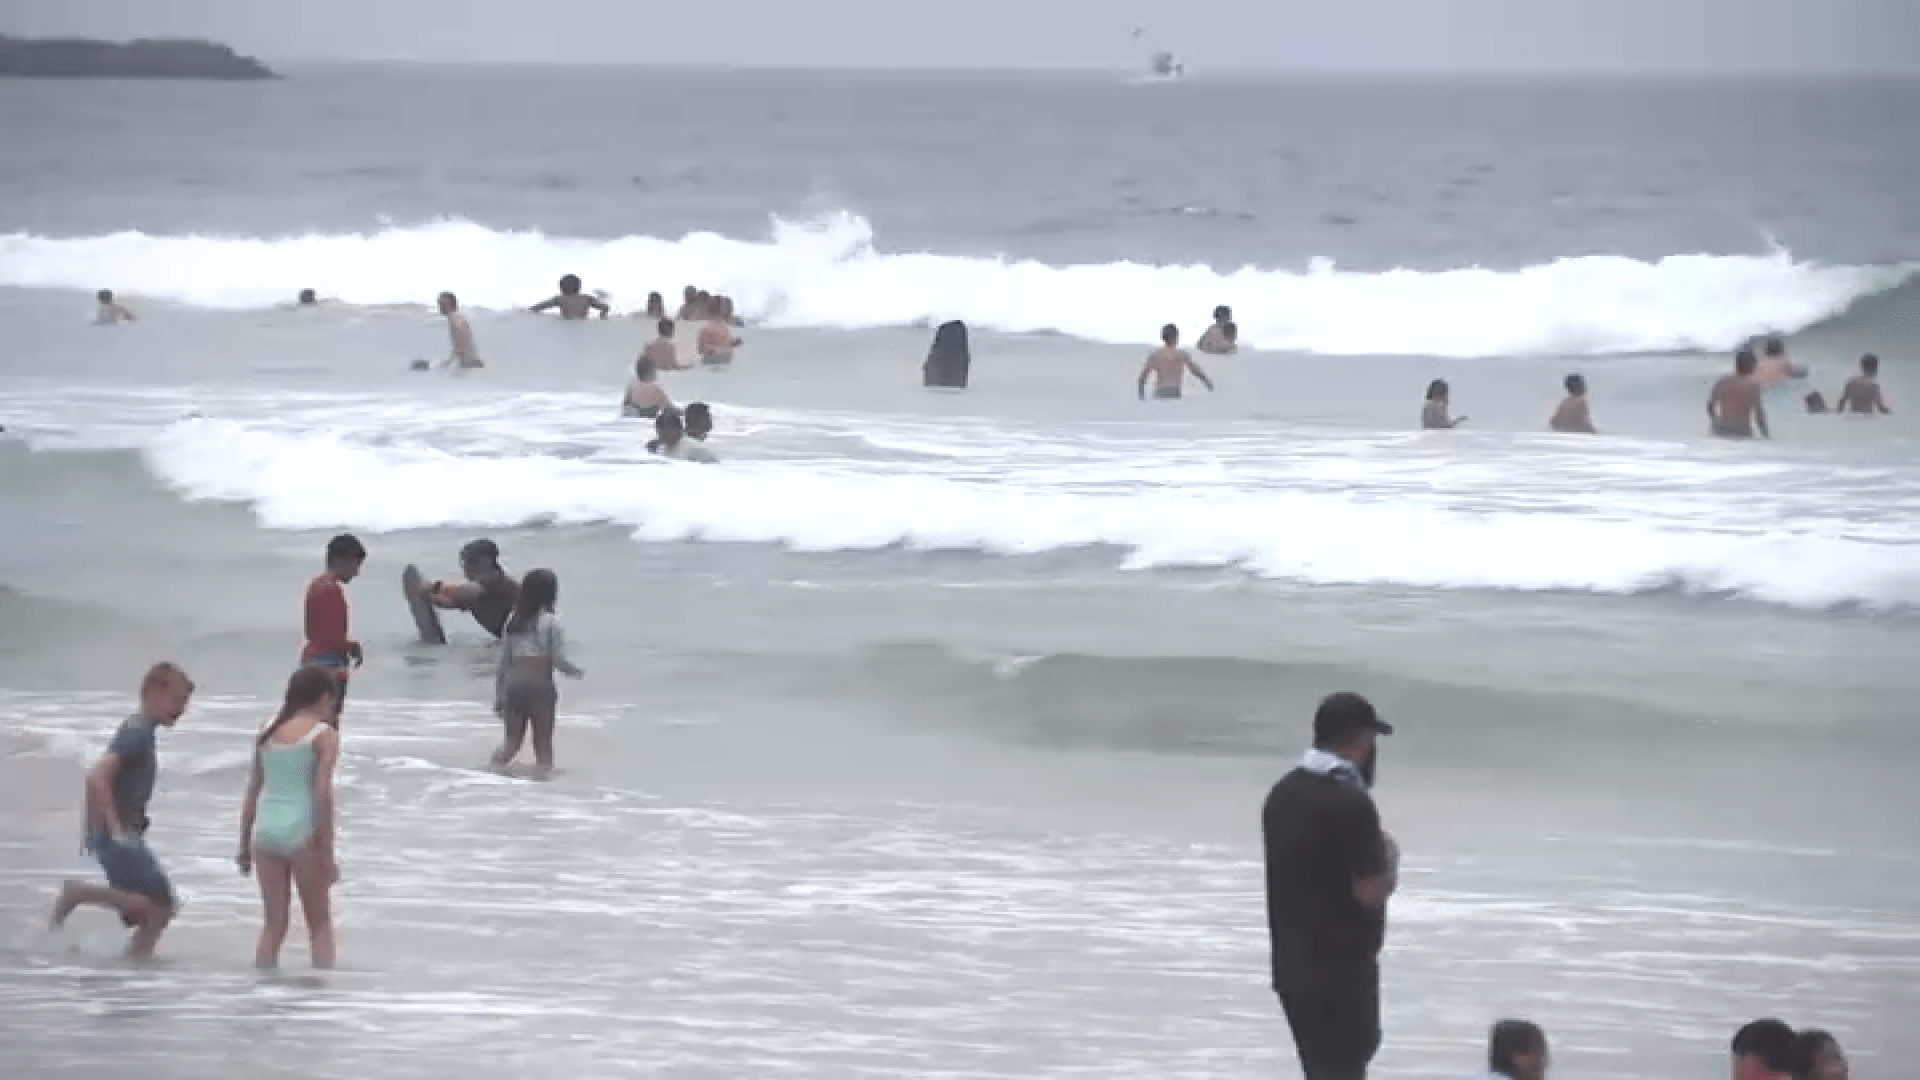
left=530, top=692, right=558, bottom=773
left=54, top=837, right=176, bottom=959
left=492, top=690, right=531, bottom=767
left=291, top=846, right=335, bottom=969
left=253, top=848, right=295, bottom=969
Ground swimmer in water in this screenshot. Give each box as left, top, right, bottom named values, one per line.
left=1834, top=353, right=1892, bottom=415
left=685, top=402, right=713, bottom=442
left=1422, top=379, right=1466, bottom=429
left=1708, top=347, right=1769, bottom=438
left=1756, top=336, right=1801, bottom=385
left=650, top=408, right=718, bottom=463
left=437, top=292, right=483, bottom=369
left=698, top=304, right=742, bottom=366
left=1549, top=373, right=1597, bottom=433
left=675, top=285, right=705, bottom=321
left=422, top=539, right=520, bottom=639
left=622, top=358, right=672, bottom=418
left=529, top=274, right=609, bottom=320
left=643, top=292, right=668, bottom=320
left=95, top=289, right=136, bottom=325
left=641, top=317, right=683, bottom=372
left=1804, top=391, right=1829, bottom=414
left=1137, top=324, right=1215, bottom=400
left=1196, top=306, right=1238, bottom=355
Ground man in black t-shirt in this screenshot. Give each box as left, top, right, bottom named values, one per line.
left=1262, top=691, right=1399, bottom=1080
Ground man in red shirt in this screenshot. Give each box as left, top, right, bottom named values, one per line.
left=302, top=534, right=366, bottom=715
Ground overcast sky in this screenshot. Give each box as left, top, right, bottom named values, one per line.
left=5, top=0, right=1918, bottom=74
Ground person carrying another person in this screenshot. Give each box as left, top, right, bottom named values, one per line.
left=1196, top=305, right=1238, bottom=355
left=648, top=408, right=717, bottom=462
left=529, top=274, right=610, bottom=320
left=49, top=662, right=196, bottom=961
left=491, top=568, right=584, bottom=777
left=1137, top=323, right=1215, bottom=400
left=236, top=666, right=342, bottom=970
left=300, top=533, right=366, bottom=717
left=1834, top=353, right=1891, bottom=415
left=1708, top=348, right=1769, bottom=438
left=1548, top=373, right=1596, bottom=433
left=622, top=357, right=673, bottom=418
left=422, top=539, right=520, bottom=638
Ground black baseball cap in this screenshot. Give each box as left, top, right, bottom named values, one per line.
left=459, top=538, right=500, bottom=564
left=1312, top=691, right=1394, bottom=744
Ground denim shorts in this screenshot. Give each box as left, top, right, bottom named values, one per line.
left=90, top=832, right=175, bottom=909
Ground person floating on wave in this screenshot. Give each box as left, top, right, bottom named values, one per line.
left=94, top=288, right=136, bottom=325
left=1835, top=353, right=1891, bottom=415
left=491, top=568, right=583, bottom=777
left=49, top=662, right=196, bottom=961
left=643, top=291, right=668, bottom=321
left=1137, top=323, right=1214, bottom=400
left=675, top=285, right=706, bottom=321
left=1421, top=379, right=1466, bottom=429
left=236, top=665, right=342, bottom=971
left=529, top=274, right=610, bottom=320
left=649, top=408, right=717, bottom=462
left=1549, top=373, right=1597, bottom=433
left=698, top=303, right=742, bottom=366
left=622, top=357, right=673, bottom=418
left=1756, top=336, right=1804, bottom=385
left=1196, top=305, right=1238, bottom=355
left=437, top=291, right=483, bottom=369
left=642, top=317, right=683, bottom=372
left=1709, top=348, right=1769, bottom=438
left=301, top=533, right=366, bottom=719
left=422, top=539, right=521, bottom=638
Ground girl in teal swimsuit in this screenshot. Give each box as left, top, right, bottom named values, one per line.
left=237, top=666, right=342, bottom=970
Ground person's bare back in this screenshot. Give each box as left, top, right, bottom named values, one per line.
left=1835, top=354, right=1891, bottom=415
left=1137, top=324, right=1214, bottom=399
left=642, top=318, right=682, bottom=372
left=1708, top=365, right=1767, bottom=438
left=1549, top=396, right=1594, bottom=433
left=698, top=316, right=740, bottom=365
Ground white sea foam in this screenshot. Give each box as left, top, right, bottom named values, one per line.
left=1, top=214, right=1910, bottom=357
left=46, top=392, right=1904, bottom=613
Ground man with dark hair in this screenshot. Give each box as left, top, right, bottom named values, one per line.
left=50, top=663, right=196, bottom=960
left=1835, top=353, right=1891, bottom=415
left=1731, top=1018, right=1798, bottom=1080
left=424, top=538, right=520, bottom=639
left=1263, top=691, right=1399, bottom=1080
left=1482, top=1019, right=1549, bottom=1080
left=302, top=533, right=366, bottom=715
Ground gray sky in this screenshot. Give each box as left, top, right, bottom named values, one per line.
left=5, top=0, right=1918, bottom=73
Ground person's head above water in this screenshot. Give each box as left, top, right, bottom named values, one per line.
left=458, top=538, right=502, bottom=580
left=1564, top=373, right=1586, bottom=396
left=646, top=291, right=665, bottom=313
left=1861, top=353, right=1880, bottom=375
left=1805, top=391, right=1828, bottom=413
left=1213, top=305, right=1231, bottom=322
left=656, top=317, right=675, bottom=339
left=1763, top=336, right=1786, bottom=358
left=685, top=402, right=713, bottom=440
left=1735, top=347, right=1758, bottom=376
left=558, top=274, right=581, bottom=295
left=298, top=288, right=317, bottom=305
left=97, top=288, right=114, bottom=304
left=438, top=291, right=459, bottom=314
left=1160, top=323, right=1178, bottom=345
left=654, top=408, right=686, bottom=446
left=1487, top=1019, right=1549, bottom=1080
left=1426, top=378, right=1450, bottom=402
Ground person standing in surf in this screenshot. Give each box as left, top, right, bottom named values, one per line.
left=622, top=357, right=673, bottom=418
left=1709, top=348, right=1769, bottom=438
left=1263, top=691, right=1399, bottom=1080
left=529, top=274, right=610, bottom=320
left=698, top=304, right=742, bottom=366
left=1421, top=379, right=1466, bottom=429
left=437, top=291, right=483, bottom=369
left=236, top=666, right=342, bottom=970
left=94, top=288, right=136, bottom=325
left=49, top=662, right=196, bottom=961
left=302, top=533, right=366, bottom=717
left=1835, top=353, right=1891, bottom=415
left=1548, top=374, right=1597, bottom=433
left=1197, top=305, right=1238, bottom=355
left=423, top=539, right=521, bottom=638
left=491, top=568, right=584, bottom=777
left=1137, top=323, right=1214, bottom=400
left=642, top=317, right=684, bottom=372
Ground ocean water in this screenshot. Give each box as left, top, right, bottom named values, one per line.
left=2, top=67, right=1919, bottom=1079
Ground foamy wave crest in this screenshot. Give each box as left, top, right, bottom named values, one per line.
left=3, top=215, right=1911, bottom=357
left=140, top=415, right=1920, bottom=612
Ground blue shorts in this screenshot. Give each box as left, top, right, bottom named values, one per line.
left=90, top=832, right=175, bottom=910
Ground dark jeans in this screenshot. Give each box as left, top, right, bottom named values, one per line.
left=1278, top=966, right=1380, bottom=1080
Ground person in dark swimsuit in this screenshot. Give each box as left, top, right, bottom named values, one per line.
left=424, top=539, right=521, bottom=638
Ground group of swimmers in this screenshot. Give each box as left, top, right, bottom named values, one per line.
left=50, top=532, right=585, bottom=966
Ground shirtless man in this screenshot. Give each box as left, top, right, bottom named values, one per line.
left=675, top=285, right=706, bottom=321
left=1708, top=348, right=1769, bottom=438
left=95, top=289, right=136, bottom=325
left=642, top=318, right=683, bottom=372
left=1549, top=373, right=1597, bottom=433
left=698, top=306, right=742, bottom=366
left=1834, top=353, right=1892, bottom=415
left=529, top=274, right=609, bottom=320
left=1196, top=306, right=1238, bottom=355
left=438, top=292, right=483, bottom=369
left=1756, top=336, right=1801, bottom=385
left=1137, top=324, right=1214, bottom=400
left=622, top=358, right=673, bottom=418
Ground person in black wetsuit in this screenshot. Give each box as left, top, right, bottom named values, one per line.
left=423, top=539, right=521, bottom=639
